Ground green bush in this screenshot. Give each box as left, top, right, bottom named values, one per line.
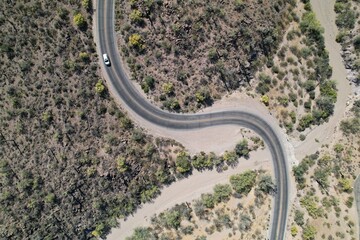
left=320, top=80, right=337, bottom=101
left=300, top=11, right=324, bottom=44
left=302, top=225, right=317, bottom=240
left=192, top=152, right=215, bottom=170
left=126, top=227, right=156, bottom=240
left=294, top=210, right=304, bottom=226
left=340, top=118, right=360, bottom=135
left=303, top=80, right=316, bottom=92
left=213, top=184, right=232, bottom=203
left=335, top=10, right=356, bottom=29
left=159, top=209, right=181, bottom=229
left=234, top=139, right=250, bottom=158
left=73, top=13, right=86, bottom=29
left=354, top=35, right=360, bottom=51
left=297, top=114, right=313, bottom=131
left=300, top=195, right=324, bottom=218
left=95, top=80, right=106, bottom=94
left=230, top=170, right=256, bottom=194
left=201, top=193, right=215, bottom=208
left=175, top=151, right=192, bottom=174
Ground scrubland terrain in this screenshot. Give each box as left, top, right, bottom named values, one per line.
left=334, top=0, right=360, bottom=87
left=115, top=0, right=340, bottom=138
left=288, top=98, right=360, bottom=240
left=115, top=0, right=295, bottom=112
left=126, top=170, right=274, bottom=240
left=1, top=0, right=357, bottom=239
left=0, top=1, right=186, bottom=238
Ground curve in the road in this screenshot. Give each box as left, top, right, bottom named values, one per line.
left=96, top=0, right=290, bottom=239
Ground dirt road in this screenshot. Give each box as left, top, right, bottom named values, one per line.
left=294, top=0, right=352, bottom=160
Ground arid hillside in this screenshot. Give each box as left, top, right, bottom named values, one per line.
left=116, top=0, right=296, bottom=112
left=0, top=1, right=185, bottom=239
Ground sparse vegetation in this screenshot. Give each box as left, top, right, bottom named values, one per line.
left=116, top=0, right=295, bottom=112
left=127, top=171, right=272, bottom=239
left=0, top=1, right=187, bottom=238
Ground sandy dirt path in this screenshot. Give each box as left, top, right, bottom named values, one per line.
left=293, top=0, right=352, bottom=160
left=107, top=148, right=272, bottom=240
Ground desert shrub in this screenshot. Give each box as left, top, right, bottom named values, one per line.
left=291, top=226, right=298, bottom=236
left=130, top=10, right=143, bottom=24
left=128, top=33, right=144, bottom=50
left=293, top=154, right=317, bottom=188
left=320, top=80, right=337, bottom=101
left=162, top=82, right=174, bottom=95
left=258, top=175, right=275, bottom=194
left=230, top=170, right=256, bottom=194
left=126, top=227, right=156, bottom=240
left=302, top=225, right=317, bottom=240
left=223, top=150, right=238, bottom=166
left=335, top=10, right=356, bottom=29
left=158, top=209, right=181, bottom=230
left=73, top=13, right=86, bottom=29
left=315, top=96, right=335, bottom=120
left=256, top=73, right=272, bottom=94
left=162, top=98, right=180, bottom=111
left=300, top=195, right=324, bottom=218
left=354, top=35, right=360, bottom=51
left=303, top=80, right=316, bottom=92
left=213, top=184, right=232, bottom=203
left=238, top=214, right=252, bottom=231
left=201, top=193, right=215, bottom=208
left=340, top=118, right=360, bottom=135
left=297, top=114, right=314, bottom=131
left=140, top=185, right=159, bottom=203
left=313, top=167, right=331, bottom=190
left=234, top=139, right=250, bottom=158
left=192, top=152, right=213, bottom=170
left=144, top=75, right=155, bottom=89
left=300, top=11, right=324, bottom=44
left=338, top=178, right=352, bottom=193
left=294, top=210, right=304, bottom=226
left=175, top=151, right=192, bottom=174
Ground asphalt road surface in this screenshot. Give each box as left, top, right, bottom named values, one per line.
left=95, top=0, right=290, bottom=239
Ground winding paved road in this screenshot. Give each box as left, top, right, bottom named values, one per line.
left=95, top=0, right=290, bottom=239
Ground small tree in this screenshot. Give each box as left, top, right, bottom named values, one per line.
left=162, top=82, right=174, bottom=95
left=82, top=0, right=91, bottom=11
left=291, top=225, right=298, bottom=237
left=260, top=95, right=269, bottom=106
left=175, top=151, right=191, bottom=174
left=200, top=193, right=215, bottom=208
left=126, top=227, right=156, bottom=240
left=116, top=157, right=128, bottom=173
left=230, top=170, right=256, bottom=194
left=235, top=139, right=249, bottom=158
left=294, top=210, right=304, bottom=226
left=130, top=10, right=143, bottom=24
left=95, top=80, right=105, bottom=94
left=258, top=175, right=275, bottom=194
left=338, top=178, right=352, bottom=193
left=213, top=184, right=232, bottom=203
left=129, top=33, right=144, bottom=50
left=79, top=52, right=90, bottom=62
left=73, top=13, right=86, bottom=29
left=302, top=225, right=317, bottom=240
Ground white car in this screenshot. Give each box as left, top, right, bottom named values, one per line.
left=103, top=54, right=111, bottom=66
